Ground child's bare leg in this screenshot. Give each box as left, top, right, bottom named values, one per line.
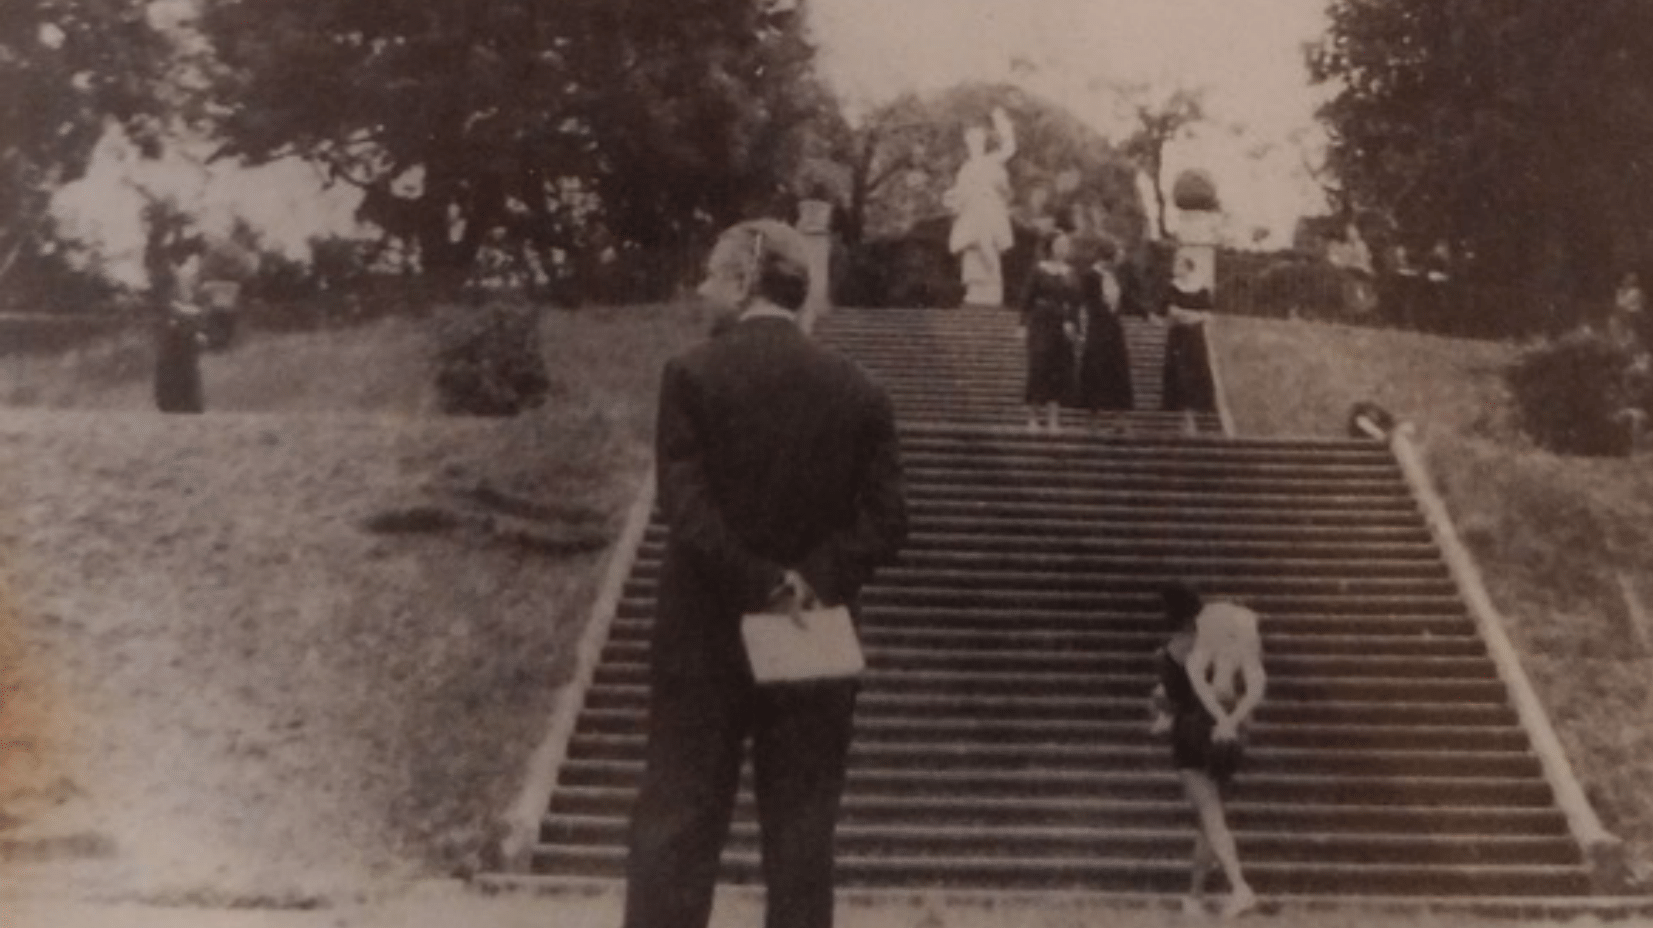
left=1184, top=828, right=1214, bottom=914
left=1180, top=769, right=1255, bottom=918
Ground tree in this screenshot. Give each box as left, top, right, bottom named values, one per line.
left=200, top=0, right=827, bottom=296
left=0, top=0, right=169, bottom=300
left=1117, top=85, right=1205, bottom=240
left=1311, top=0, right=1653, bottom=329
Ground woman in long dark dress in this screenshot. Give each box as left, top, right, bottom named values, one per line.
left=1160, top=253, right=1216, bottom=433
left=1018, top=232, right=1080, bottom=431
left=1074, top=238, right=1135, bottom=423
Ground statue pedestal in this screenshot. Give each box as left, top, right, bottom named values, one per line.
left=960, top=247, right=1004, bottom=307
left=796, top=199, right=833, bottom=333
left=1173, top=208, right=1220, bottom=307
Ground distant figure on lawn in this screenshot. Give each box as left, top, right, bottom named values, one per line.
left=1149, top=582, right=1266, bottom=918
left=623, top=218, right=908, bottom=928
left=153, top=254, right=205, bottom=414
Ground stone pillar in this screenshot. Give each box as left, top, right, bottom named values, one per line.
left=1170, top=169, right=1221, bottom=308
left=796, top=199, right=834, bottom=334
left=959, top=247, right=1003, bottom=308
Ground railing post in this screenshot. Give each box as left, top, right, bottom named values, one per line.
left=796, top=199, right=834, bottom=335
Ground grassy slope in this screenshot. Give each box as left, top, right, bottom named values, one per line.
left=1212, top=314, right=1653, bottom=889
left=0, top=303, right=713, bottom=903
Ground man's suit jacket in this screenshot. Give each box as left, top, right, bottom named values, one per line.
left=652, top=315, right=907, bottom=676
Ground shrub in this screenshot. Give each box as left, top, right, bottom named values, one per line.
left=1506, top=331, right=1644, bottom=456
left=431, top=303, right=551, bottom=416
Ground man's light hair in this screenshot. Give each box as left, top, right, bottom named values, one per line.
left=709, top=219, right=811, bottom=311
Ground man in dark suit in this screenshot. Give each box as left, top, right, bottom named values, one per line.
left=623, top=219, right=908, bottom=928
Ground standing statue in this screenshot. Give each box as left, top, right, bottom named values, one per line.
left=945, top=107, right=1017, bottom=306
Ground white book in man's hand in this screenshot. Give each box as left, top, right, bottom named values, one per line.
left=741, top=605, right=864, bottom=683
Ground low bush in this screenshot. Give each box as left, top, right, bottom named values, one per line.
left=1506, top=331, right=1645, bottom=456
left=431, top=302, right=551, bottom=416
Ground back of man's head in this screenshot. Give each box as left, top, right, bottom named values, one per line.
left=708, top=219, right=811, bottom=311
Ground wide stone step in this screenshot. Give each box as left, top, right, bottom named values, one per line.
left=609, top=621, right=1487, bottom=657
left=642, top=517, right=1433, bottom=546
left=903, top=498, right=1422, bottom=528
left=587, top=665, right=1508, bottom=705
left=892, top=552, right=1445, bottom=580
left=863, top=623, right=1481, bottom=653
left=547, top=786, right=1572, bottom=837
left=565, top=734, right=1540, bottom=779
left=580, top=686, right=1521, bottom=727
left=570, top=709, right=1530, bottom=752
left=869, top=376, right=1168, bottom=395
left=608, top=616, right=1487, bottom=654
left=526, top=844, right=1589, bottom=895
left=890, top=405, right=1191, bottom=425
left=894, top=426, right=1389, bottom=457
left=898, top=525, right=1434, bottom=551
left=638, top=535, right=1442, bottom=564
left=542, top=814, right=1578, bottom=867
left=617, top=594, right=1478, bottom=623
left=628, top=552, right=1447, bottom=583
left=900, top=448, right=1401, bottom=477
left=903, top=469, right=1413, bottom=499
left=903, top=484, right=1417, bottom=512
left=554, top=760, right=1557, bottom=807
left=855, top=578, right=1463, bottom=605
left=626, top=571, right=1460, bottom=600
left=588, top=688, right=1518, bottom=729
left=598, top=640, right=1494, bottom=679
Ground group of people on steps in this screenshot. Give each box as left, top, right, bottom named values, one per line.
left=1019, top=230, right=1140, bottom=431
left=1018, top=227, right=1214, bottom=432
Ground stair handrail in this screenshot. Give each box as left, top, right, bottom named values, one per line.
left=1202, top=313, right=1238, bottom=436
left=494, top=474, right=658, bottom=873
left=1387, top=422, right=1628, bottom=893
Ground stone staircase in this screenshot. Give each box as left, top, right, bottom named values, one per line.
left=814, top=307, right=1216, bottom=432
left=515, top=304, right=1597, bottom=899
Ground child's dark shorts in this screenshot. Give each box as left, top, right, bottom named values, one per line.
left=1172, top=711, right=1246, bottom=786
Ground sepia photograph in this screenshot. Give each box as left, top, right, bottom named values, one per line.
left=3, top=1, right=1653, bottom=926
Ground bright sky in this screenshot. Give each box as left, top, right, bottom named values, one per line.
left=809, top=0, right=1335, bottom=244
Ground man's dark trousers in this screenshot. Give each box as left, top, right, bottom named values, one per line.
left=624, top=646, right=857, bottom=928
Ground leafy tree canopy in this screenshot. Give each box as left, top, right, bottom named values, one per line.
left=0, top=0, right=169, bottom=295
left=1311, top=0, right=1653, bottom=315
left=200, top=0, right=831, bottom=294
